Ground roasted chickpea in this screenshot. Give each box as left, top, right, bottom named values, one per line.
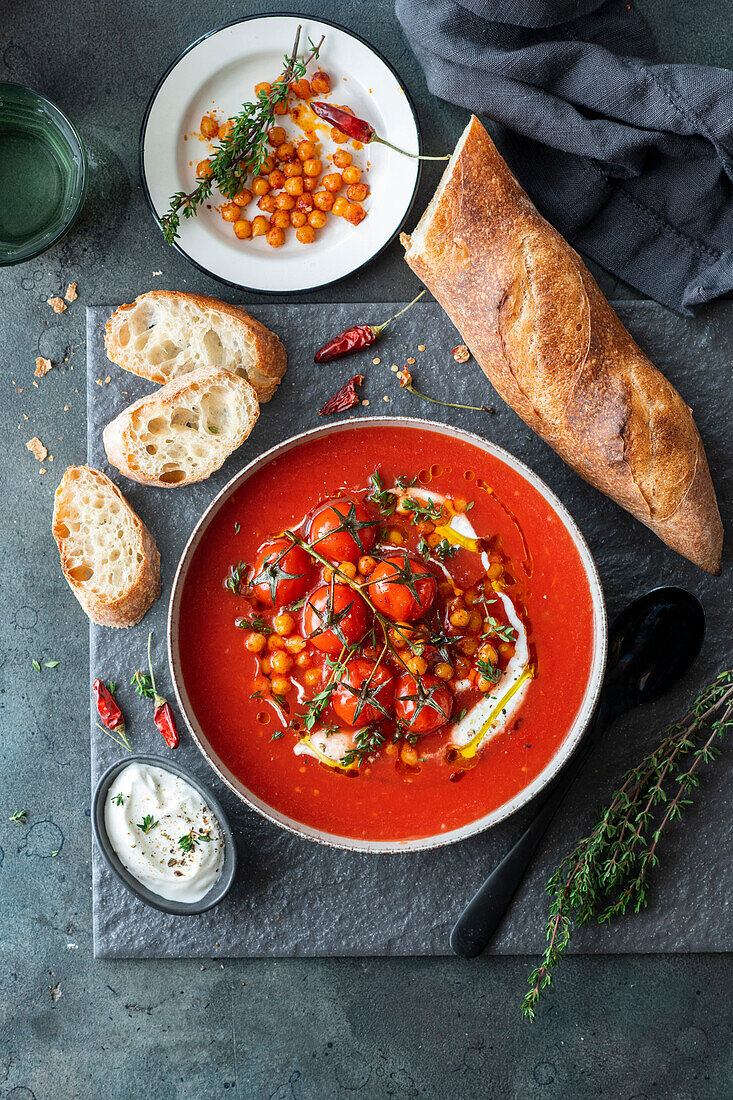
left=232, top=187, right=253, bottom=206
left=307, top=209, right=327, bottom=229
left=313, top=190, right=334, bottom=212
left=341, top=165, right=361, bottom=186
left=282, top=160, right=303, bottom=177
left=284, top=176, right=304, bottom=197
left=268, top=125, right=287, bottom=147
left=358, top=555, right=376, bottom=576
left=297, top=140, right=316, bottom=161
left=295, top=650, right=311, bottom=668
left=469, top=610, right=482, bottom=633
left=434, top=662, right=454, bottom=680
left=344, top=202, right=367, bottom=226
left=333, top=150, right=353, bottom=169
left=338, top=561, right=357, bottom=579
left=283, top=634, right=306, bottom=654
left=406, top=655, right=428, bottom=676
left=260, top=656, right=271, bottom=675
left=302, top=176, right=317, bottom=192
left=196, top=158, right=212, bottom=178
left=291, top=77, right=312, bottom=99
left=322, top=172, right=343, bottom=192
left=271, top=210, right=290, bottom=228
left=261, top=153, right=276, bottom=174
left=499, top=641, right=515, bottom=659
left=273, top=97, right=288, bottom=116
left=477, top=675, right=495, bottom=694
left=200, top=114, right=219, bottom=139
left=271, top=676, right=291, bottom=695
left=303, top=158, right=322, bottom=177
left=257, top=194, right=277, bottom=213
left=478, top=642, right=499, bottom=666
left=311, top=70, right=331, bottom=94
left=401, top=743, right=419, bottom=767
left=268, top=168, right=286, bottom=189
left=220, top=202, right=241, bottom=222
left=254, top=81, right=272, bottom=98
left=449, top=609, right=470, bottom=629
left=347, top=183, right=369, bottom=202
left=304, top=667, right=322, bottom=687
left=295, top=193, right=314, bottom=213
left=218, top=119, right=234, bottom=141
left=233, top=218, right=252, bottom=240
left=252, top=176, right=270, bottom=196
left=332, top=196, right=349, bottom=217
left=276, top=192, right=295, bottom=210
left=330, top=126, right=348, bottom=144
left=251, top=214, right=269, bottom=238
left=387, top=527, right=404, bottom=545
left=245, top=632, right=267, bottom=653
left=294, top=225, right=315, bottom=243
left=273, top=613, right=295, bottom=635
left=458, top=637, right=478, bottom=657
left=267, top=633, right=284, bottom=651
left=266, top=226, right=286, bottom=248
left=270, top=650, right=294, bottom=674
left=290, top=209, right=307, bottom=227
left=276, top=142, right=295, bottom=162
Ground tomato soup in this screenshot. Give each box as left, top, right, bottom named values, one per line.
left=176, top=424, right=599, bottom=843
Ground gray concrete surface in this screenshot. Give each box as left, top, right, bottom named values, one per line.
left=1, top=1, right=731, bottom=1097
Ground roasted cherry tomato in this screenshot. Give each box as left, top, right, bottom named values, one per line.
left=394, top=673, right=453, bottom=734
left=367, top=554, right=437, bottom=621
left=332, top=658, right=395, bottom=727
left=251, top=539, right=312, bottom=608
left=302, top=582, right=368, bottom=653
left=308, top=498, right=379, bottom=563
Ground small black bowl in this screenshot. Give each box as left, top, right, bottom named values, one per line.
left=92, top=753, right=237, bottom=915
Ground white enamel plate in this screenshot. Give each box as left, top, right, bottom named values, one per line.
left=140, top=14, right=422, bottom=293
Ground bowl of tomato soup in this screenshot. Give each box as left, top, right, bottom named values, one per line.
left=168, top=418, right=606, bottom=852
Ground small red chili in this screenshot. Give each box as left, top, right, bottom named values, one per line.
left=153, top=701, right=179, bottom=750
left=311, top=102, right=450, bottom=161
left=93, top=679, right=125, bottom=732
left=319, top=375, right=363, bottom=415
left=131, top=632, right=179, bottom=748
left=314, top=291, right=425, bottom=364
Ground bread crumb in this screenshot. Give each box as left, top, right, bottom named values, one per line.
left=383, top=395, right=390, bottom=402
left=26, top=437, right=47, bottom=461
left=372, top=357, right=381, bottom=365
left=407, top=357, right=415, bottom=364
left=105, top=376, right=111, bottom=384
left=64, top=405, right=70, bottom=411
left=152, top=270, right=163, bottom=276
left=452, top=344, right=470, bottom=363
left=47, top=297, right=67, bottom=314
left=49, top=454, right=54, bottom=461
left=39, top=468, right=46, bottom=474
left=95, top=379, right=103, bottom=386
left=390, top=364, right=398, bottom=373
left=22, top=413, right=28, bottom=420
left=417, top=345, right=426, bottom=352
left=35, top=356, right=53, bottom=377
left=32, top=381, right=39, bottom=388
left=361, top=399, right=370, bottom=406
left=64, top=282, right=78, bottom=302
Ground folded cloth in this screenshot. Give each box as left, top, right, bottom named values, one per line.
left=396, top=0, right=733, bottom=313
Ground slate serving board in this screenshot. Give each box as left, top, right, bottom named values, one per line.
left=88, top=300, right=732, bottom=959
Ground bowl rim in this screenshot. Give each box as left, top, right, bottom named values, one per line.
left=91, top=752, right=238, bottom=915
left=0, top=81, right=87, bottom=266
left=167, top=415, right=607, bottom=853
left=137, top=10, right=423, bottom=296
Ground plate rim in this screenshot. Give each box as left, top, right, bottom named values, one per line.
left=138, top=10, right=424, bottom=295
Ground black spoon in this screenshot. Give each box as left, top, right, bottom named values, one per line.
left=449, top=586, right=705, bottom=959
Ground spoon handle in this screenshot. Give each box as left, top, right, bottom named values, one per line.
left=449, top=706, right=606, bottom=959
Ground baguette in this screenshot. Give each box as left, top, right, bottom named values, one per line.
left=103, top=366, right=259, bottom=487
left=52, top=466, right=161, bottom=628
left=105, top=291, right=286, bottom=402
left=402, top=116, right=723, bottom=574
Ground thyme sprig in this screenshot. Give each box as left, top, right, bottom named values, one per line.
left=523, top=670, right=733, bottom=1021
left=161, top=26, right=324, bottom=243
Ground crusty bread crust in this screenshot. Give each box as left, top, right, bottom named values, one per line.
left=52, top=466, right=161, bottom=628
left=103, top=366, right=259, bottom=487
left=104, top=290, right=286, bottom=402
left=402, top=116, right=723, bottom=574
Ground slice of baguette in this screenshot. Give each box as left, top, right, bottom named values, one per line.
left=105, top=291, right=286, bottom=402
left=52, top=466, right=161, bottom=628
left=103, top=366, right=259, bottom=487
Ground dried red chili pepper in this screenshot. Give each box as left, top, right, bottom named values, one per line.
left=93, top=679, right=125, bottom=732
left=314, top=291, right=425, bottom=364
left=319, top=375, right=364, bottom=415
left=311, top=102, right=450, bottom=161
left=131, top=632, right=179, bottom=748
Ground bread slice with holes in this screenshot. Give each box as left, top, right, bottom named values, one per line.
left=103, top=366, right=259, bottom=487
left=52, top=466, right=161, bottom=628
left=104, top=291, right=286, bottom=402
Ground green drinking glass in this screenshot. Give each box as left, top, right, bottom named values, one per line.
left=0, top=83, right=87, bottom=265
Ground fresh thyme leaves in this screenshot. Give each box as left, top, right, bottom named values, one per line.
left=433, top=538, right=459, bottom=561
left=178, top=829, right=211, bottom=853
left=367, top=469, right=397, bottom=516
left=44, top=660, right=59, bottom=668
left=32, top=659, right=40, bottom=673
left=523, top=669, right=733, bottom=1021
left=161, top=25, right=324, bottom=244
left=402, top=496, right=442, bottom=525
left=136, top=814, right=158, bottom=834
left=112, top=793, right=124, bottom=807
left=286, top=597, right=306, bottom=613
left=417, top=536, right=430, bottom=560
left=477, top=659, right=501, bottom=684
left=340, top=726, right=385, bottom=768
left=465, top=501, right=475, bottom=511
left=226, top=560, right=249, bottom=595
left=236, top=614, right=272, bottom=635
left=9, top=809, right=27, bottom=824
left=481, top=617, right=516, bottom=644
left=108, top=682, right=117, bottom=695
left=234, top=522, right=240, bottom=534
left=270, top=730, right=286, bottom=741
left=208, top=426, right=219, bottom=435
left=131, top=670, right=154, bottom=699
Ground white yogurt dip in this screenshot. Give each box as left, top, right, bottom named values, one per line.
left=104, top=763, right=225, bottom=903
